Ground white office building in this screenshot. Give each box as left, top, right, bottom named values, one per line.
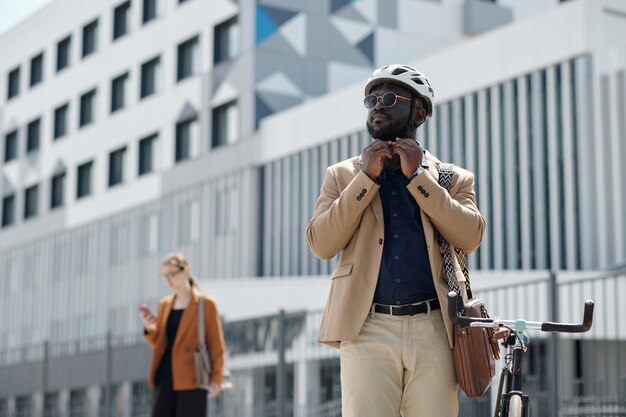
left=1, top=0, right=625, bottom=416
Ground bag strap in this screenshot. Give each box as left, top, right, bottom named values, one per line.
left=197, top=296, right=206, bottom=347
left=437, top=163, right=474, bottom=300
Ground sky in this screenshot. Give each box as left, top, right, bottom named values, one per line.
left=0, top=0, right=54, bottom=36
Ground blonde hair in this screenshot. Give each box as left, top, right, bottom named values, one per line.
left=162, top=252, right=197, bottom=288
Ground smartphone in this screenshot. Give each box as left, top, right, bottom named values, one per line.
left=138, top=304, right=152, bottom=317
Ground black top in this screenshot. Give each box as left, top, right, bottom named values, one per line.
left=373, top=165, right=437, bottom=305
left=155, top=308, right=184, bottom=386
left=166, top=309, right=184, bottom=349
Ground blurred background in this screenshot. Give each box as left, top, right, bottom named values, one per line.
left=0, top=0, right=625, bottom=416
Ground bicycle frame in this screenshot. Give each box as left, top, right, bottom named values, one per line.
left=496, top=326, right=531, bottom=417
left=447, top=292, right=594, bottom=417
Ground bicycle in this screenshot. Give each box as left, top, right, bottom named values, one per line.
left=446, top=292, right=594, bottom=417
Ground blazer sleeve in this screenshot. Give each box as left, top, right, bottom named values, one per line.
left=204, top=297, right=226, bottom=385
left=407, top=169, right=486, bottom=253
left=306, top=167, right=380, bottom=260
left=143, top=301, right=163, bottom=348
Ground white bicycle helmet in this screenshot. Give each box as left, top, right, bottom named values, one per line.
left=365, top=64, right=434, bottom=118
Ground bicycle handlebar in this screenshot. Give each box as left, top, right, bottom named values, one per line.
left=447, top=292, right=594, bottom=333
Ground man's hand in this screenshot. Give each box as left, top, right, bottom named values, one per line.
left=361, top=140, right=393, bottom=180
left=391, top=138, right=424, bottom=178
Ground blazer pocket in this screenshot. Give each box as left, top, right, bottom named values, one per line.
left=331, top=264, right=353, bottom=279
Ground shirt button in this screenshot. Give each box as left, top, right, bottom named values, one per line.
left=394, top=234, right=399, bottom=238
left=392, top=213, right=398, bottom=218
left=396, top=301, right=401, bottom=305
left=394, top=255, right=399, bottom=260
left=396, top=279, right=401, bottom=283
left=391, top=191, right=397, bottom=196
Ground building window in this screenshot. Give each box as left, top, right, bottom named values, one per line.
left=110, top=221, right=129, bottom=265
left=80, top=89, right=96, bottom=127
left=51, top=173, right=65, bottom=209
left=138, top=133, right=156, bottom=175
left=131, top=382, right=150, bottom=416
left=142, top=0, right=157, bottom=23
left=30, top=53, right=44, bottom=87
left=138, top=213, right=158, bottom=256
left=82, top=19, right=99, bottom=58
left=113, top=1, right=131, bottom=40
left=27, top=118, right=41, bottom=152
left=7, top=66, right=20, bottom=100
left=320, top=359, right=342, bottom=402
left=214, top=16, right=239, bottom=64
left=24, top=185, right=39, bottom=219
left=77, top=161, right=93, bottom=199
left=177, top=200, right=199, bottom=244
left=69, top=389, right=86, bottom=417
left=175, top=118, right=196, bottom=162
left=2, top=195, right=15, bottom=227
left=177, top=36, right=199, bottom=81
left=215, top=185, right=237, bottom=236
left=109, top=147, right=126, bottom=187
left=111, top=72, right=129, bottom=112
left=43, top=392, right=59, bottom=417
left=4, top=130, right=18, bottom=162
left=140, top=56, right=160, bottom=98
left=23, top=246, right=40, bottom=290
left=15, top=396, right=32, bottom=417
left=54, top=103, right=69, bottom=139
left=0, top=397, right=8, bottom=417
left=212, top=100, right=239, bottom=148
left=57, top=36, right=71, bottom=72
left=51, top=240, right=67, bottom=282
left=99, top=385, right=123, bottom=417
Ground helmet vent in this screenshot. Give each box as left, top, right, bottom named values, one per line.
left=391, top=68, right=408, bottom=75
left=412, top=77, right=424, bottom=85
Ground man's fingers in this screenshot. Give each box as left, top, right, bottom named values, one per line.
left=365, top=140, right=390, bottom=152
left=373, top=149, right=393, bottom=159
left=393, top=140, right=420, bottom=150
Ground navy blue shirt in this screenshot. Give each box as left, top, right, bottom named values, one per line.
left=373, top=166, right=437, bottom=305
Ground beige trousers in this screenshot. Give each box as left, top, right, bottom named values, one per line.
left=340, top=308, right=458, bottom=417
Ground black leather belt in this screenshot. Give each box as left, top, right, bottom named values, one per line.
left=374, top=298, right=440, bottom=316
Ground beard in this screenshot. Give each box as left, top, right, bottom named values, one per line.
left=366, top=117, right=407, bottom=141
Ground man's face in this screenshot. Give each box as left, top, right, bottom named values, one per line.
left=365, top=82, right=415, bottom=141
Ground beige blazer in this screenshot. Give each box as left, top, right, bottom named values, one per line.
left=306, top=153, right=486, bottom=349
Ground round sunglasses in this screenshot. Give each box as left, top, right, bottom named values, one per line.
left=363, top=92, right=415, bottom=109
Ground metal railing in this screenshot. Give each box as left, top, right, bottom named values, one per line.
left=0, top=269, right=625, bottom=417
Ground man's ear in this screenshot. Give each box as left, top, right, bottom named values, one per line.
left=414, top=107, right=427, bottom=127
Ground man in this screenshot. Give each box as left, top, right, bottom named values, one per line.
left=306, top=64, right=486, bottom=417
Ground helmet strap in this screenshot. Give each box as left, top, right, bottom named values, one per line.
left=404, top=93, right=417, bottom=138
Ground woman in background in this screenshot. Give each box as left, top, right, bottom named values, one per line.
left=140, top=253, right=225, bottom=417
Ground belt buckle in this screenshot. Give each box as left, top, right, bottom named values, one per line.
left=390, top=305, right=395, bottom=316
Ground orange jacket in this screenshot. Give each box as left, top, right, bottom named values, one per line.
left=144, top=289, right=225, bottom=390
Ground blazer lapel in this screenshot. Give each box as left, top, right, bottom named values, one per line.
left=355, top=155, right=384, bottom=227
left=173, top=289, right=200, bottom=348
left=420, top=160, right=439, bottom=250
left=423, top=158, right=443, bottom=284
left=157, top=296, right=174, bottom=349
left=160, top=296, right=174, bottom=333
left=370, top=194, right=384, bottom=227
